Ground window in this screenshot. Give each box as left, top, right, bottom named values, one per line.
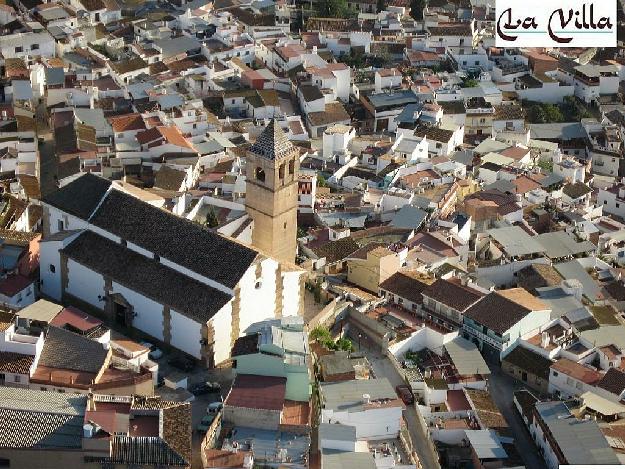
left=49, top=264, right=56, bottom=273
left=279, top=164, right=285, bottom=179
left=121, top=239, right=127, bottom=247
left=15, top=46, right=22, bottom=53
left=40, top=387, right=46, bottom=391
left=57, top=219, right=65, bottom=231
left=283, top=222, right=287, bottom=229
left=289, top=159, right=295, bottom=174
left=13, top=375, right=20, bottom=383
left=31, top=44, right=39, bottom=50
left=617, top=203, right=620, bottom=208
left=117, top=133, right=124, bottom=138
left=255, top=167, right=265, bottom=182
left=0, top=458, right=9, bottom=467
left=154, top=254, right=160, bottom=262
left=255, top=281, right=262, bottom=289
left=552, top=371, right=558, bottom=377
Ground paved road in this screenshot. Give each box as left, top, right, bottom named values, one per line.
left=36, top=103, right=58, bottom=197
left=487, top=361, right=547, bottom=469
left=357, top=341, right=441, bottom=469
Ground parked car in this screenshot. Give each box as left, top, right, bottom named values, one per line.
left=395, top=384, right=414, bottom=405
left=168, top=354, right=194, bottom=371
left=207, top=402, right=223, bottom=414
left=140, top=341, right=163, bottom=360
left=156, top=372, right=165, bottom=388
left=196, top=414, right=215, bottom=433
left=189, top=381, right=221, bottom=395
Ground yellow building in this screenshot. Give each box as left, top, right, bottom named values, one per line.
left=347, top=245, right=402, bottom=293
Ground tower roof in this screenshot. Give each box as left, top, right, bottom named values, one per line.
left=249, top=120, right=295, bottom=160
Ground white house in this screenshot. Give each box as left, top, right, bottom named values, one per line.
left=319, top=378, right=403, bottom=440
left=463, top=288, right=551, bottom=356
left=40, top=174, right=305, bottom=368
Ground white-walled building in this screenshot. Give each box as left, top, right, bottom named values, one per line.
left=40, top=174, right=304, bottom=367
left=319, top=378, right=403, bottom=440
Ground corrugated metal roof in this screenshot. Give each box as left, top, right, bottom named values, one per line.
left=445, top=337, right=490, bottom=376
left=487, top=226, right=544, bottom=257
left=465, top=430, right=508, bottom=459
left=536, top=401, right=620, bottom=465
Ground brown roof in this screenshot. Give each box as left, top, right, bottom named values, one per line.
left=204, top=449, right=252, bottom=468
left=422, top=278, right=484, bottom=312
left=512, top=175, right=541, bottom=194
left=464, top=289, right=543, bottom=335
left=0, top=351, right=34, bottom=374
left=551, top=358, right=603, bottom=385
left=493, top=105, right=525, bottom=121
left=309, top=236, right=360, bottom=263
left=414, top=124, right=454, bottom=142
left=307, top=102, right=350, bottom=127
left=225, top=374, right=286, bottom=411
left=464, top=388, right=509, bottom=433
left=231, top=333, right=259, bottom=357
left=379, top=271, right=431, bottom=304
left=109, top=113, right=146, bottom=132
left=597, top=368, right=625, bottom=396
left=136, top=127, right=162, bottom=144
left=502, top=345, right=552, bottom=379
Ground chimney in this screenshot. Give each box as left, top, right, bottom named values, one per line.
left=363, top=393, right=371, bottom=404
left=83, top=423, right=94, bottom=438
left=541, top=331, right=550, bottom=348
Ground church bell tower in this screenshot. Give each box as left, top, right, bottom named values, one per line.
left=245, top=120, right=299, bottom=263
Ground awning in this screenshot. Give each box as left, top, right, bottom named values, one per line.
left=445, top=337, right=490, bottom=376
left=581, top=391, right=625, bottom=416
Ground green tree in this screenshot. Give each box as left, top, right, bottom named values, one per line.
left=461, top=78, right=479, bottom=88
left=543, top=104, right=563, bottom=122
left=336, top=337, right=354, bottom=352
left=204, top=207, right=219, bottom=228
left=310, top=326, right=332, bottom=342
left=528, top=105, right=547, bottom=123
left=410, top=0, right=426, bottom=20
left=316, top=0, right=355, bottom=18
left=377, top=0, right=385, bottom=12
left=317, top=174, right=328, bottom=187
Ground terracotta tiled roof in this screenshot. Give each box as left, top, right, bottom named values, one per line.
left=0, top=351, right=34, bottom=374
left=551, top=358, right=603, bottom=385
left=225, top=374, right=286, bottom=411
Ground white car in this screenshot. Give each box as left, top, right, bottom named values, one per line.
left=140, top=341, right=163, bottom=360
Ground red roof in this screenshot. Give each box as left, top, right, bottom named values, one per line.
left=225, top=374, right=286, bottom=411
left=50, top=306, right=103, bottom=332
left=136, top=127, right=162, bottom=144
left=109, top=113, right=146, bottom=132
left=0, top=274, right=33, bottom=297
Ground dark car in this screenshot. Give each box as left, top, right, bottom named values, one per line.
left=396, top=384, right=414, bottom=405
left=168, top=355, right=195, bottom=372
left=189, top=381, right=221, bottom=395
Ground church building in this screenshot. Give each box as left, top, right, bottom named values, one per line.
left=39, top=169, right=305, bottom=367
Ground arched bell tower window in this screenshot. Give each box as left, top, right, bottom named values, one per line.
left=289, top=159, right=295, bottom=175
left=279, top=164, right=285, bottom=180
left=255, top=167, right=265, bottom=182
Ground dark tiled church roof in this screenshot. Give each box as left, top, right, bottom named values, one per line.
left=250, top=119, right=295, bottom=160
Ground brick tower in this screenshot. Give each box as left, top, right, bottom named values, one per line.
left=245, top=120, right=299, bottom=263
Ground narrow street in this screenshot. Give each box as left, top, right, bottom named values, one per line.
left=36, top=102, right=58, bottom=197
left=487, top=361, right=546, bottom=469
left=355, top=338, right=441, bottom=469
